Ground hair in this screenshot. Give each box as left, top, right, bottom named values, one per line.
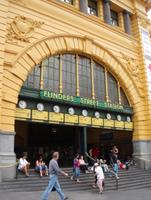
left=52, top=152, right=59, bottom=158
left=22, top=152, right=28, bottom=157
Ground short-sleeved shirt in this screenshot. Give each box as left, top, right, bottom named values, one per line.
left=18, top=158, right=28, bottom=170
left=49, top=159, right=61, bottom=175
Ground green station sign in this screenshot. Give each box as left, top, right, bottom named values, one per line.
left=40, top=90, right=131, bottom=112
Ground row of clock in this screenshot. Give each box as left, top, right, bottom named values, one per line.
left=18, top=100, right=131, bottom=122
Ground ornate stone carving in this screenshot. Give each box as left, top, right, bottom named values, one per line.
left=141, top=0, right=151, bottom=11
left=138, top=16, right=151, bottom=29
left=6, top=16, right=44, bottom=42
left=120, top=52, right=140, bottom=82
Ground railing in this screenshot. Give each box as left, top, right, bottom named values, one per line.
left=85, top=152, right=118, bottom=190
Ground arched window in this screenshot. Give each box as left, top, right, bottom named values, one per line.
left=108, top=73, right=118, bottom=104
left=93, top=61, right=105, bottom=101
left=43, top=55, right=60, bottom=93
left=62, top=54, right=76, bottom=96
left=78, top=55, right=92, bottom=98
left=23, top=53, right=129, bottom=106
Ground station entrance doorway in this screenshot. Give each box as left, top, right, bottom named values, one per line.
left=15, top=121, right=80, bottom=167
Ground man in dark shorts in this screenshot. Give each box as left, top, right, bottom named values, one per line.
left=41, top=152, right=69, bottom=200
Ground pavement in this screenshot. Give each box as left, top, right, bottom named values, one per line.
left=1, top=189, right=151, bottom=200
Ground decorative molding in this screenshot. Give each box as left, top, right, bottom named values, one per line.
left=119, top=52, right=140, bottom=83
left=142, top=0, right=151, bottom=11
left=138, top=16, right=151, bottom=29
left=8, top=0, right=26, bottom=6
left=6, top=16, right=44, bottom=42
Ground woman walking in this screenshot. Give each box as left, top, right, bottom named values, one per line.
left=71, top=154, right=80, bottom=183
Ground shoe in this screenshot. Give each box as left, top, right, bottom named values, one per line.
left=70, top=176, right=73, bottom=180
left=116, top=176, right=120, bottom=179
left=64, top=197, right=69, bottom=200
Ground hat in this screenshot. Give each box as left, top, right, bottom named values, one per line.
left=94, top=163, right=98, bottom=167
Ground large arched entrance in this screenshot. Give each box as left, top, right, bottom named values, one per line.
left=15, top=52, right=133, bottom=166
left=1, top=34, right=141, bottom=179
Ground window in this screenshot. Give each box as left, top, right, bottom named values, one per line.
left=62, top=54, right=76, bottom=96
left=79, top=55, right=92, bottom=98
left=59, top=0, right=73, bottom=4
left=43, top=56, right=60, bottom=93
left=93, top=62, right=105, bottom=101
left=111, top=10, right=119, bottom=26
left=23, top=54, right=129, bottom=106
left=88, top=0, right=98, bottom=16
left=108, top=73, right=118, bottom=104
left=120, top=88, right=129, bottom=106
left=23, top=65, right=40, bottom=89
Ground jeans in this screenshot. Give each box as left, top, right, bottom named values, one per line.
left=41, top=174, right=65, bottom=200
left=113, top=163, right=118, bottom=177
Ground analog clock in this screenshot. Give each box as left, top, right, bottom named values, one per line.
left=117, top=115, right=122, bottom=121
left=18, top=100, right=27, bottom=109
left=127, top=116, right=131, bottom=122
left=53, top=105, right=60, bottom=113
left=37, top=103, right=44, bottom=111
left=95, top=111, right=100, bottom=119
left=82, top=109, right=88, bottom=117
left=106, top=113, right=111, bottom=120
left=68, top=107, right=75, bottom=115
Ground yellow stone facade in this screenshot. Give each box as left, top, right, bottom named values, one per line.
left=0, top=0, right=151, bottom=179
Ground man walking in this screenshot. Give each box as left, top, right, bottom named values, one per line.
left=41, top=152, right=69, bottom=200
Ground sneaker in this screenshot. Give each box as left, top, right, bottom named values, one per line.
left=64, top=197, right=69, bottom=200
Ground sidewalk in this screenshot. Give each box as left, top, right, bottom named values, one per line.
left=0, top=189, right=151, bottom=200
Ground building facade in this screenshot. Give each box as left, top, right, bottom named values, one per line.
left=0, top=0, right=151, bottom=180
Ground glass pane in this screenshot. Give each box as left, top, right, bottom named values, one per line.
left=94, top=62, right=105, bottom=101
left=23, top=65, right=40, bottom=89
left=62, top=54, right=76, bottom=96
left=120, top=88, right=129, bottom=106
left=88, top=0, right=97, bottom=16
left=79, top=55, right=92, bottom=98
left=108, top=73, right=118, bottom=104
left=111, top=10, right=119, bottom=26
left=43, top=55, right=59, bottom=92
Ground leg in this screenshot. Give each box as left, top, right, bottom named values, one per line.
left=41, top=175, right=56, bottom=200
left=97, top=179, right=103, bottom=193
left=54, top=178, right=65, bottom=200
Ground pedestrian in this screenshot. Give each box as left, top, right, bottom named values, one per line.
left=41, top=152, right=69, bottom=200
left=71, top=154, right=80, bottom=182
left=94, top=163, right=105, bottom=194
left=18, top=152, right=30, bottom=177
left=110, top=152, right=119, bottom=179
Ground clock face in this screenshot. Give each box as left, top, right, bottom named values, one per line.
left=127, top=116, right=131, bottom=122
left=68, top=107, right=75, bottom=115
left=37, top=103, right=44, bottom=111
left=117, top=115, right=121, bottom=121
left=53, top=105, right=60, bottom=113
left=106, top=113, right=111, bottom=120
left=82, top=109, right=88, bottom=117
left=95, top=111, right=100, bottom=119
left=18, top=100, right=27, bottom=109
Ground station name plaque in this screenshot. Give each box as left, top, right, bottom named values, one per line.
left=49, top=112, right=64, bottom=122
left=65, top=114, right=78, bottom=124
left=92, top=118, right=103, bottom=127
left=104, top=119, right=114, bottom=127
left=16, top=108, right=31, bottom=119
left=79, top=116, right=91, bottom=125
left=32, top=110, right=48, bottom=121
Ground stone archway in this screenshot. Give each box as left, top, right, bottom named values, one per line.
left=0, top=34, right=144, bottom=179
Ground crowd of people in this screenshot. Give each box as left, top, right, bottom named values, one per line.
left=17, top=145, right=134, bottom=200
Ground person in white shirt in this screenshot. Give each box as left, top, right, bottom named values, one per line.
left=94, top=163, right=104, bottom=194
left=18, top=153, right=30, bottom=176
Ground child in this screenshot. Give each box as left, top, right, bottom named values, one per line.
left=71, top=154, right=81, bottom=182
left=94, top=163, right=105, bottom=194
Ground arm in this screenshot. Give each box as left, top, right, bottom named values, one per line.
left=51, top=160, right=68, bottom=176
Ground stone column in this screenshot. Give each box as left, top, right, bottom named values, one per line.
left=80, top=127, right=87, bottom=160
left=123, top=10, right=131, bottom=35
left=0, top=131, right=16, bottom=181
left=103, top=0, right=111, bottom=24
left=79, top=0, right=88, bottom=14
left=133, top=141, right=151, bottom=170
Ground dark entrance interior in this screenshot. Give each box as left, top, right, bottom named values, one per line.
left=15, top=121, right=79, bottom=166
